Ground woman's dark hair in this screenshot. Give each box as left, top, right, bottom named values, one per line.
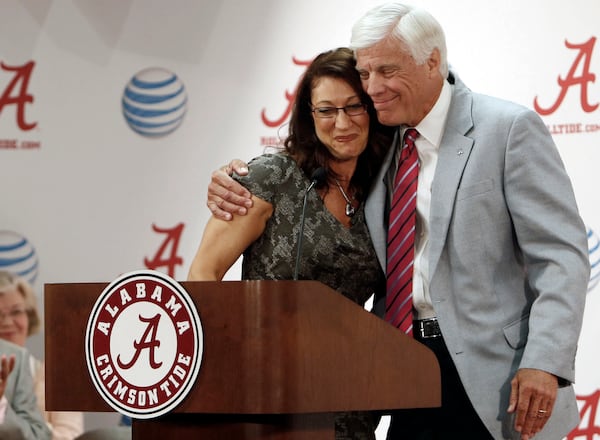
left=284, top=47, right=394, bottom=200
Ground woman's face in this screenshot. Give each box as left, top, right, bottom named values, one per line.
left=0, top=287, right=28, bottom=347
left=310, top=77, right=370, bottom=164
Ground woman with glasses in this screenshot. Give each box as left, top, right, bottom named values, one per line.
left=0, top=271, right=83, bottom=440
left=188, top=47, right=393, bottom=439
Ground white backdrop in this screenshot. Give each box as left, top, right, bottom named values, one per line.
left=1, top=0, right=598, bottom=437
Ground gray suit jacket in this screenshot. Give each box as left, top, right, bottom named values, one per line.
left=0, top=339, right=50, bottom=440
left=365, top=72, right=590, bottom=439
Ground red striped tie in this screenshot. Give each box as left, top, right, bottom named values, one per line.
left=385, top=128, right=419, bottom=336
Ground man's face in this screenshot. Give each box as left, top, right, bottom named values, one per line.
left=355, top=37, right=442, bottom=127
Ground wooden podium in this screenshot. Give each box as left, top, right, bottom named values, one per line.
left=45, top=280, right=440, bottom=439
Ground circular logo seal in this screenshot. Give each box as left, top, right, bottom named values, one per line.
left=85, top=270, right=203, bottom=419
left=121, top=67, right=187, bottom=137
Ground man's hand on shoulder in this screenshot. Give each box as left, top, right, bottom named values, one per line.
left=207, top=159, right=253, bottom=220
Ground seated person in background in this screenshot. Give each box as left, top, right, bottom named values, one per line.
left=0, top=338, right=50, bottom=439
left=0, top=271, right=84, bottom=440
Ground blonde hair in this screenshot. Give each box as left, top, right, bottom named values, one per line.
left=0, top=270, right=41, bottom=336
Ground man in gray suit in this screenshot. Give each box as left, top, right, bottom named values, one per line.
left=205, top=3, right=589, bottom=439
left=0, top=339, right=50, bottom=439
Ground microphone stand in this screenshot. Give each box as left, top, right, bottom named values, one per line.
left=293, top=168, right=326, bottom=280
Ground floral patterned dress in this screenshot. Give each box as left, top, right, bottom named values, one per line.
left=235, top=153, right=385, bottom=440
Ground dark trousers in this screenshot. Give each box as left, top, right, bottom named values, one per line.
left=386, top=336, right=493, bottom=440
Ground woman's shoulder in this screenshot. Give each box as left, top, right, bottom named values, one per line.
left=240, top=153, right=300, bottom=183
left=247, top=152, right=296, bottom=169
left=235, top=153, right=302, bottom=201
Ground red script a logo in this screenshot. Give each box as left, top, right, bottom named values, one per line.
left=260, top=56, right=312, bottom=128
left=0, top=61, right=37, bottom=130
left=144, top=223, right=185, bottom=278
left=567, top=390, right=600, bottom=439
left=534, top=37, right=598, bottom=115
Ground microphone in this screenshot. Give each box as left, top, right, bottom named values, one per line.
left=293, top=167, right=327, bottom=280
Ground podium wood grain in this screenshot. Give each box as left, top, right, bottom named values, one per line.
left=45, top=280, right=440, bottom=439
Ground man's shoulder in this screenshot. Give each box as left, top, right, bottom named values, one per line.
left=450, top=69, right=530, bottom=112
left=454, top=75, right=531, bottom=114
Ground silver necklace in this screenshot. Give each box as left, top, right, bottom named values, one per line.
left=334, top=179, right=355, bottom=217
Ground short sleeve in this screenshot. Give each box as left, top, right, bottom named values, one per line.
left=233, top=153, right=298, bottom=204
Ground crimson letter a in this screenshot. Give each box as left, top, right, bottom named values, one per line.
left=0, top=61, right=37, bottom=130
left=144, top=223, right=185, bottom=278
left=534, top=37, right=598, bottom=115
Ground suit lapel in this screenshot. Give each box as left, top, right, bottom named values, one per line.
left=428, top=75, right=474, bottom=278
left=366, top=128, right=399, bottom=271
left=366, top=73, right=475, bottom=277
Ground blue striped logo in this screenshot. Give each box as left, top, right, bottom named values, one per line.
left=122, top=68, right=187, bottom=137
left=0, top=230, right=38, bottom=284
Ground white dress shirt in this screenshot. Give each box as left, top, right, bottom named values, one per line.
left=396, top=80, right=452, bottom=319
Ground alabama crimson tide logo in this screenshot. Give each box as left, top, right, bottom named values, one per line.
left=85, top=270, right=203, bottom=419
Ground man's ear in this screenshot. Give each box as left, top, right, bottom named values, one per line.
left=427, top=48, right=441, bottom=77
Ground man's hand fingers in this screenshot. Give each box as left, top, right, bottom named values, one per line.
left=208, top=198, right=248, bottom=221
left=520, top=399, right=550, bottom=440
left=210, top=168, right=251, bottom=199
left=207, top=179, right=253, bottom=220
left=507, top=374, right=519, bottom=413
left=206, top=162, right=253, bottom=220
left=511, top=369, right=557, bottom=439
left=229, top=159, right=249, bottom=176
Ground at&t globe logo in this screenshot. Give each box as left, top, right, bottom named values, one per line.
left=0, top=230, right=38, bottom=284
left=85, top=270, right=203, bottom=419
left=122, top=68, right=187, bottom=137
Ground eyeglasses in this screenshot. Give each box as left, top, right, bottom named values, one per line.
left=0, top=308, right=27, bottom=321
left=311, top=103, right=368, bottom=119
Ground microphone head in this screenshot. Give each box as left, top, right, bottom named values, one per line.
left=310, top=167, right=327, bottom=188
